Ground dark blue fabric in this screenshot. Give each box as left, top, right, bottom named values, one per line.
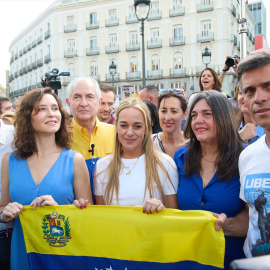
left=85, top=157, right=99, bottom=204
left=27, top=253, right=223, bottom=270
left=174, top=146, right=246, bottom=270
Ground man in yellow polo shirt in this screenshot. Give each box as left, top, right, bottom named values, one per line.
left=66, top=77, right=115, bottom=202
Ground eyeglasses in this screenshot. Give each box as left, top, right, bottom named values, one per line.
left=159, top=89, right=184, bottom=95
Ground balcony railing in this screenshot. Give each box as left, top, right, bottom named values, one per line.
left=64, top=50, right=77, bottom=58
left=169, top=37, right=185, bottom=46
left=147, top=39, right=162, bottom=49
left=197, top=32, right=214, bottom=43
left=86, top=47, right=100, bottom=55
left=15, top=53, right=18, bottom=60
left=19, top=50, right=23, bottom=56
left=147, top=70, right=163, bottom=79
left=44, top=53, right=51, bottom=63
left=23, top=67, right=27, bottom=74
left=252, top=37, right=255, bottom=45
left=126, top=14, right=139, bottom=24
left=19, top=69, right=23, bottom=76
left=37, top=58, right=43, bottom=67
left=64, top=24, right=77, bottom=33
left=105, top=45, right=119, bottom=54
left=27, top=64, right=32, bottom=72
left=231, top=34, right=237, bottom=46
left=105, top=17, right=119, bottom=27
left=105, top=73, right=120, bottom=82
left=230, top=4, right=236, bottom=17
left=86, top=21, right=99, bottom=30
left=237, top=42, right=240, bottom=51
left=148, top=9, right=162, bottom=20
left=14, top=71, right=18, bottom=78
left=126, top=71, right=141, bottom=80
left=197, top=1, right=213, bottom=12
left=27, top=44, right=31, bottom=51
left=89, top=74, right=100, bottom=82
left=32, top=40, right=37, bottom=48
left=37, top=36, right=43, bottom=44
left=169, top=6, right=185, bottom=17
left=10, top=56, right=14, bottom=64
left=23, top=47, right=27, bottom=54
left=44, top=30, right=51, bottom=39
left=32, top=61, right=37, bottom=69
left=170, top=68, right=186, bottom=77
left=126, top=42, right=140, bottom=51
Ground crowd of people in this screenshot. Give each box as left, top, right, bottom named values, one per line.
left=0, top=48, right=269, bottom=270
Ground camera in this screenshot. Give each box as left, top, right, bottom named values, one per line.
left=41, top=68, right=70, bottom=94
left=225, top=55, right=240, bottom=68
left=122, top=85, right=135, bottom=93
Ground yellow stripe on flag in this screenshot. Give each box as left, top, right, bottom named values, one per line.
left=20, top=205, right=224, bottom=268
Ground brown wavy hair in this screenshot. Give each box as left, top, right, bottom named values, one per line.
left=13, top=87, right=72, bottom=159
left=199, top=67, right=222, bottom=92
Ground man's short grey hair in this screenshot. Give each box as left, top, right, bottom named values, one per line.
left=66, top=77, right=101, bottom=101
left=238, top=48, right=270, bottom=87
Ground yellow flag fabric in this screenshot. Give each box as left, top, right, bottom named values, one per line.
left=20, top=205, right=224, bottom=270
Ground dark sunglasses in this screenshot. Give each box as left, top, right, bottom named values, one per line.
left=159, top=89, right=184, bottom=95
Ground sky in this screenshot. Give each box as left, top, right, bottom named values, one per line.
left=0, top=0, right=270, bottom=89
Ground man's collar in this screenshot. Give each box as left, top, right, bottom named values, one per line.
left=72, top=117, right=100, bottom=134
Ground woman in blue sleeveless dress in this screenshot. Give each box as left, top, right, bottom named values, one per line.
left=0, top=88, right=92, bottom=270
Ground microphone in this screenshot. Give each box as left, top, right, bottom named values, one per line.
left=88, top=144, right=95, bottom=156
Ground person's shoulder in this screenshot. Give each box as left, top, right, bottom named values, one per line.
left=156, top=151, right=177, bottom=168
left=174, top=145, right=189, bottom=158
left=240, top=135, right=266, bottom=159
left=97, top=153, right=113, bottom=164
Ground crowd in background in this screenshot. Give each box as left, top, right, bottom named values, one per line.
left=0, top=48, right=270, bottom=270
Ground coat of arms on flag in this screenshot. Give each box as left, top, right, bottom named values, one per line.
left=42, top=211, right=71, bottom=247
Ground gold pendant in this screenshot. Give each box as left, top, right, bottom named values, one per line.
left=126, top=170, right=131, bottom=175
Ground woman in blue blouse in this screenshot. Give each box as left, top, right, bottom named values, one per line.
left=174, top=91, right=248, bottom=270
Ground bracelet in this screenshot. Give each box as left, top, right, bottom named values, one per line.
left=222, top=68, right=229, bottom=72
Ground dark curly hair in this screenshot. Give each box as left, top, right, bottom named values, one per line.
left=13, top=87, right=72, bottom=159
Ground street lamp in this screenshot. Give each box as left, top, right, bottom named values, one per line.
left=109, top=60, right=117, bottom=88
left=134, top=0, right=151, bottom=87
left=202, top=47, right=211, bottom=67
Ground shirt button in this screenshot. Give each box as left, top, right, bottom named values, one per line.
left=93, top=161, right=95, bottom=165
left=36, top=188, right=38, bottom=191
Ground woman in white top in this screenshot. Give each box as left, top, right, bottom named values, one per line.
left=152, top=90, right=187, bottom=159
left=94, top=98, right=179, bottom=213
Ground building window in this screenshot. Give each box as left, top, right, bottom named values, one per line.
left=109, top=34, right=117, bottom=47
left=108, top=9, right=117, bottom=20
left=151, top=55, right=160, bottom=71
left=89, top=37, right=98, bottom=48
left=130, top=57, right=138, bottom=72
left=150, top=28, right=160, bottom=41
left=67, top=15, right=74, bottom=25
left=172, top=0, right=183, bottom=8
left=90, top=61, right=98, bottom=76
left=173, top=53, right=182, bottom=69
left=150, top=1, right=159, bottom=13
left=129, top=31, right=138, bottom=45
left=67, top=39, right=76, bottom=52
left=68, top=63, right=75, bottom=77
left=89, top=12, right=97, bottom=24
left=173, top=25, right=183, bottom=40
left=201, top=20, right=211, bottom=37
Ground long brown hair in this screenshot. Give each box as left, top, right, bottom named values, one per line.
left=199, top=67, right=222, bottom=92
left=13, top=87, right=72, bottom=159
left=101, top=98, right=175, bottom=205
left=184, top=90, right=243, bottom=182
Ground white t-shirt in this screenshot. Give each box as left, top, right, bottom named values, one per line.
left=239, top=134, right=270, bottom=258
left=94, top=153, right=178, bottom=206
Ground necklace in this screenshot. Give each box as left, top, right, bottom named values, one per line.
left=123, top=157, right=139, bottom=175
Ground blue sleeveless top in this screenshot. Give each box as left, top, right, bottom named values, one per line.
left=9, top=148, right=76, bottom=270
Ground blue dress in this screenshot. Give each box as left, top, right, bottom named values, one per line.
left=8, top=148, right=76, bottom=270
left=174, top=146, right=246, bottom=270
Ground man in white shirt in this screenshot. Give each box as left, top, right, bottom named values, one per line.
left=238, top=48, right=270, bottom=258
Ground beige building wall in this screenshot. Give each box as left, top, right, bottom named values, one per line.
left=9, top=0, right=255, bottom=104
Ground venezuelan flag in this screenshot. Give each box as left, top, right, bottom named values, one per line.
left=20, top=206, right=224, bottom=270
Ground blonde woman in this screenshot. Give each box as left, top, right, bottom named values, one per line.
left=94, top=98, right=179, bottom=213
